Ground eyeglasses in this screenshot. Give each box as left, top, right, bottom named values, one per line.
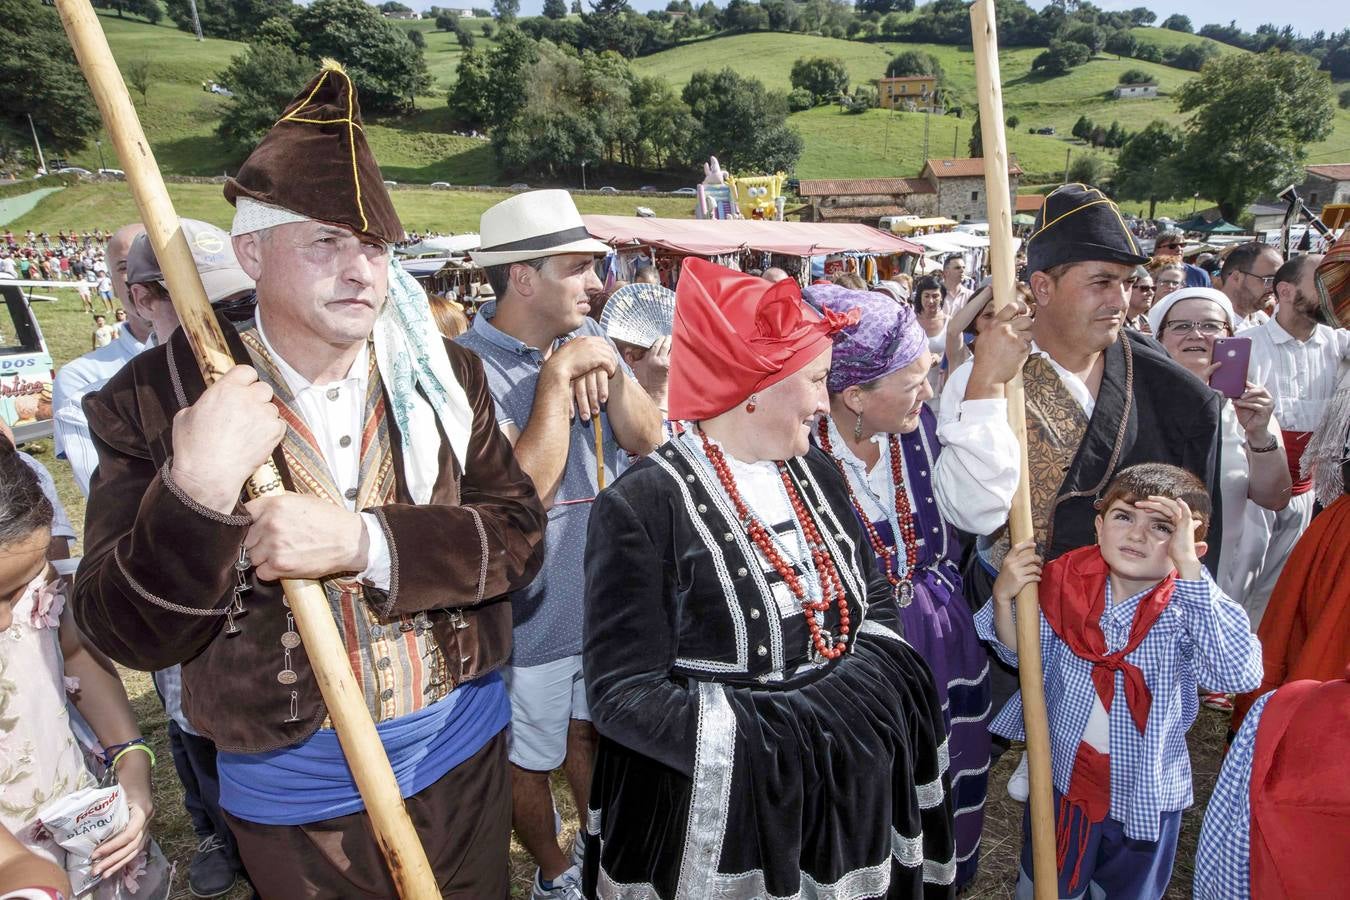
left=1163, top=319, right=1229, bottom=337
left=1134, top=284, right=1156, bottom=293
left=1236, top=269, right=1276, bottom=288
left=1156, top=279, right=1183, bottom=288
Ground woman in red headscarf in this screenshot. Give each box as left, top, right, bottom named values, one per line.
left=580, top=259, right=956, bottom=899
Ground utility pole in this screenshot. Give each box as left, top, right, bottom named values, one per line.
left=1063, top=148, right=1071, bottom=183
left=581, top=160, right=587, bottom=191
left=922, top=110, right=930, bottom=164
left=952, top=127, right=958, bottom=158
left=95, top=138, right=106, bottom=172
left=26, top=113, right=47, bottom=174
left=187, top=0, right=203, bottom=40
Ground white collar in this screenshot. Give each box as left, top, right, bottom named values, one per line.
left=1265, top=316, right=1326, bottom=347
left=255, top=313, right=369, bottom=396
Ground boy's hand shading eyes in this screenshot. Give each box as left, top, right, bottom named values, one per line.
left=1134, top=496, right=1206, bottom=580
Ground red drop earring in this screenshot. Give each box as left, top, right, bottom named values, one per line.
left=745, top=393, right=758, bottom=414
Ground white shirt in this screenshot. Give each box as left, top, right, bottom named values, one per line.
left=1234, top=309, right=1269, bottom=332
left=255, top=317, right=392, bottom=590
left=52, top=327, right=152, bottom=494
left=19, top=451, right=76, bottom=542
left=1247, top=317, right=1350, bottom=432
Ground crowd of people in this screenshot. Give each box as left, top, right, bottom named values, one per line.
left=2, top=63, right=1348, bottom=900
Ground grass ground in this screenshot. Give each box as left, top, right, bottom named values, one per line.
left=24, top=284, right=1229, bottom=899
left=5, top=182, right=699, bottom=235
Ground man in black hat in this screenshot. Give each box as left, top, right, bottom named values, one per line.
left=73, top=62, right=546, bottom=897
left=937, top=183, right=1224, bottom=733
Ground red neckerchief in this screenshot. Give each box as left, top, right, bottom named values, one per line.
left=1040, top=545, right=1177, bottom=734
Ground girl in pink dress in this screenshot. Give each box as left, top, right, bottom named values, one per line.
left=0, top=443, right=155, bottom=895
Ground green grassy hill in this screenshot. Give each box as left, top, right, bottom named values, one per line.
left=34, top=15, right=1350, bottom=196
left=7, top=182, right=699, bottom=235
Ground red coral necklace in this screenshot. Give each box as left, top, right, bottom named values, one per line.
left=696, top=428, right=851, bottom=660
left=816, top=418, right=918, bottom=605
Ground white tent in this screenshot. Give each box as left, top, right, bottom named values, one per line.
left=397, top=234, right=480, bottom=257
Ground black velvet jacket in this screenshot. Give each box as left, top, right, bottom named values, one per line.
left=582, top=436, right=908, bottom=776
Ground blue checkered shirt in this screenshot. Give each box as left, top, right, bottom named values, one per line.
left=974, top=569, right=1262, bottom=841
left=1193, top=691, right=1271, bottom=900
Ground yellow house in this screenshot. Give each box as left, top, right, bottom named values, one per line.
left=876, top=75, right=938, bottom=111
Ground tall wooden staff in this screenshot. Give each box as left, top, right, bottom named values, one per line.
left=52, top=2, right=439, bottom=896
left=970, top=1, right=1056, bottom=896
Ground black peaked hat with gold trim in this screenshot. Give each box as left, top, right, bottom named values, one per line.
left=224, top=60, right=404, bottom=244
left=1024, top=183, right=1149, bottom=277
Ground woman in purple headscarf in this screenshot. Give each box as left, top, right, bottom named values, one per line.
left=804, top=283, right=1025, bottom=890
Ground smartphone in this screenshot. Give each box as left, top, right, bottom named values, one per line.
left=1209, top=336, right=1251, bottom=400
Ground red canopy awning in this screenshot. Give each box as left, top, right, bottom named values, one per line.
left=581, top=215, right=922, bottom=257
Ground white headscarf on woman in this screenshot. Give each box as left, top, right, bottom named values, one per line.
left=1145, top=285, right=1239, bottom=335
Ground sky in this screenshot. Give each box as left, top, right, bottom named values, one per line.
left=414, top=0, right=1339, bottom=38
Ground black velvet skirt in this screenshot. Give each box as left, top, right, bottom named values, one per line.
left=581, top=632, right=957, bottom=899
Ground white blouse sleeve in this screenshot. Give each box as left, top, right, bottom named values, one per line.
left=933, top=395, right=1020, bottom=536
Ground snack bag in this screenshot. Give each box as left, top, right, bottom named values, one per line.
left=36, top=786, right=126, bottom=897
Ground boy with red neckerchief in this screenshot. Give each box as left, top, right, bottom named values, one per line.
left=975, top=463, right=1262, bottom=899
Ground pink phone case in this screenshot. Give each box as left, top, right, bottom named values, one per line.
left=1209, top=337, right=1251, bottom=399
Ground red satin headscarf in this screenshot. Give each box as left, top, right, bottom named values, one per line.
left=667, top=258, right=857, bottom=421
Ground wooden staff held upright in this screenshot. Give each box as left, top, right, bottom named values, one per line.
left=969, top=1, right=1057, bottom=896
left=52, top=2, right=439, bottom=896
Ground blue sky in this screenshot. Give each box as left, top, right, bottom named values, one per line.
left=416, top=0, right=1338, bottom=38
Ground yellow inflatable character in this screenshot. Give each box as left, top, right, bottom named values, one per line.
left=727, top=172, right=786, bottom=221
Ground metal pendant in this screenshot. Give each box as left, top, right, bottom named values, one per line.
left=224, top=608, right=241, bottom=636
left=280, top=631, right=301, bottom=650
left=276, top=669, right=298, bottom=685
left=897, top=580, right=915, bottom=607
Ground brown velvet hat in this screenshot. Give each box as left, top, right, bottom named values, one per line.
left=224, top=60, right=404, bottom=244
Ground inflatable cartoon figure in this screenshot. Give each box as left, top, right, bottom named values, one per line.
left=727, top=172, right=787, bottom=221
left=696, top=156, right=738, bottom=220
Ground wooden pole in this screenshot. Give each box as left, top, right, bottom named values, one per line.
left=52, top=3, right=439, bottom=896
left=969, top=2, right=1057, bottom=897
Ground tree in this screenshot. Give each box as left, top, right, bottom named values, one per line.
left=126, top=59, right=152, bottom=106
left=1126, top=6, right=1155, bottom=25
left=448, top=47, right=493, bottom=124
left=380, top=1, right=412, bottom=12
left=1032, top=38, right=1091, bottom=75
left=1, top=0, right=101, bottom=157
left=1103, top=29, right=1136, bottom=58
left=216, top=41, right=313, bottom=157
left=542, top=0, right=567, bottom=18
left=1071, top=114, right=1092, bottom=140
left=1341, top=87, right=1350, bottom=110
left=1105, top=120, right=1127, bottom=148
left=1175, top=50, right=1334, bottom=220
left=286, top=0, right=431, bottom=113
left=492, top=0, right=518, bottom=23
left=1118, top=68, right=1151, bottom=85
left=1058, top=21, right=1105, bottom=54
left=1134, top=41, right=1162, bottom=63
left=455, top=21, right=476, bottom=47
left=448, top=26, right=537, bottom=128
left=844, top=84, right=877, bottom=113
left=1066, top=153, right=1103, bottom=185
left=1160, top=13, right=1191, bottom=33
left=435, top=11, right=457, bottom=29
left=1165, top=42, right=1218, bottom=71
left=164, top=0, right=293, bottom=40
left=1006, top=114, right=1020, bottom=129
left=886, top=50, right=943, bottom=79
left=681, top=68, right=803, bottom=172
left=787, top=87, right=814, bottom=111
left=789, top=56, right=849, bottom=104
left=1112, top=120, right=1185, bottom=219
left=408, top=28, right=426, bottom=49
left=856, top=0, right=913, bottom=13
left=968, top=108, right=982, bottom=157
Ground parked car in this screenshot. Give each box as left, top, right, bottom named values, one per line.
left=56, top=166, right=92, bottom=177
left=97, top=168, right=125, bottom=179
left=598, top=186, right=619, bottom=194
left=430, top=181, right=451, bottom=188
left=509, top=182, right=530, bottom=190
left=383, top=180, right=398, bottom=187
left=672, top=187, right=697, bottom=196
left=1035, top=126, right=1056, bottom=135
left=639, top=185, right=659, bottom=193
left=0, top=284, right=54, bottom=444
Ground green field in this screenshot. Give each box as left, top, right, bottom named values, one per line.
left=26, top=15, right=1350, bottom=197
left=6, top=182, right=699, bottom=235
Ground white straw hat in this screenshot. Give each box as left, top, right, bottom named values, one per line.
left=471, top=190, right=612, bottom=267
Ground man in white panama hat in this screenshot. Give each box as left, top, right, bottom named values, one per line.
left=457, top=190, right=664, bottom=898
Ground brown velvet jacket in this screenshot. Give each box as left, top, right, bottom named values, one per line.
left=72, top=319, right=546, bottom=753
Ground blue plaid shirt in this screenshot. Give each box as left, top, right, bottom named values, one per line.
left=1193, top=691, right=1271, bottom=900
left=974, top=569, right=1262, bottom=841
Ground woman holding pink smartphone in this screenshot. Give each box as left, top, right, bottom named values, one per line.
left=1147, top=287, right=1292, bottom=710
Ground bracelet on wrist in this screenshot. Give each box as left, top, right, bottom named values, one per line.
left=1247, top=436, right=1280, bottom=453
left=103, top=737, right=156, bottom=770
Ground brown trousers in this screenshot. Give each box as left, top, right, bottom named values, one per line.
left=225, top=729, right=510, bottom=899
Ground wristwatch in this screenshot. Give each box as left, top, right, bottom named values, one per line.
left=1248, top=436, right=1280, bottom=453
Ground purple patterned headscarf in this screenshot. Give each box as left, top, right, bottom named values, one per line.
left=802, top=283, right=926, bottom=393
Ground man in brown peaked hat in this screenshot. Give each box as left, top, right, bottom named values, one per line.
left=72, top=61, right=547, bottom=898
